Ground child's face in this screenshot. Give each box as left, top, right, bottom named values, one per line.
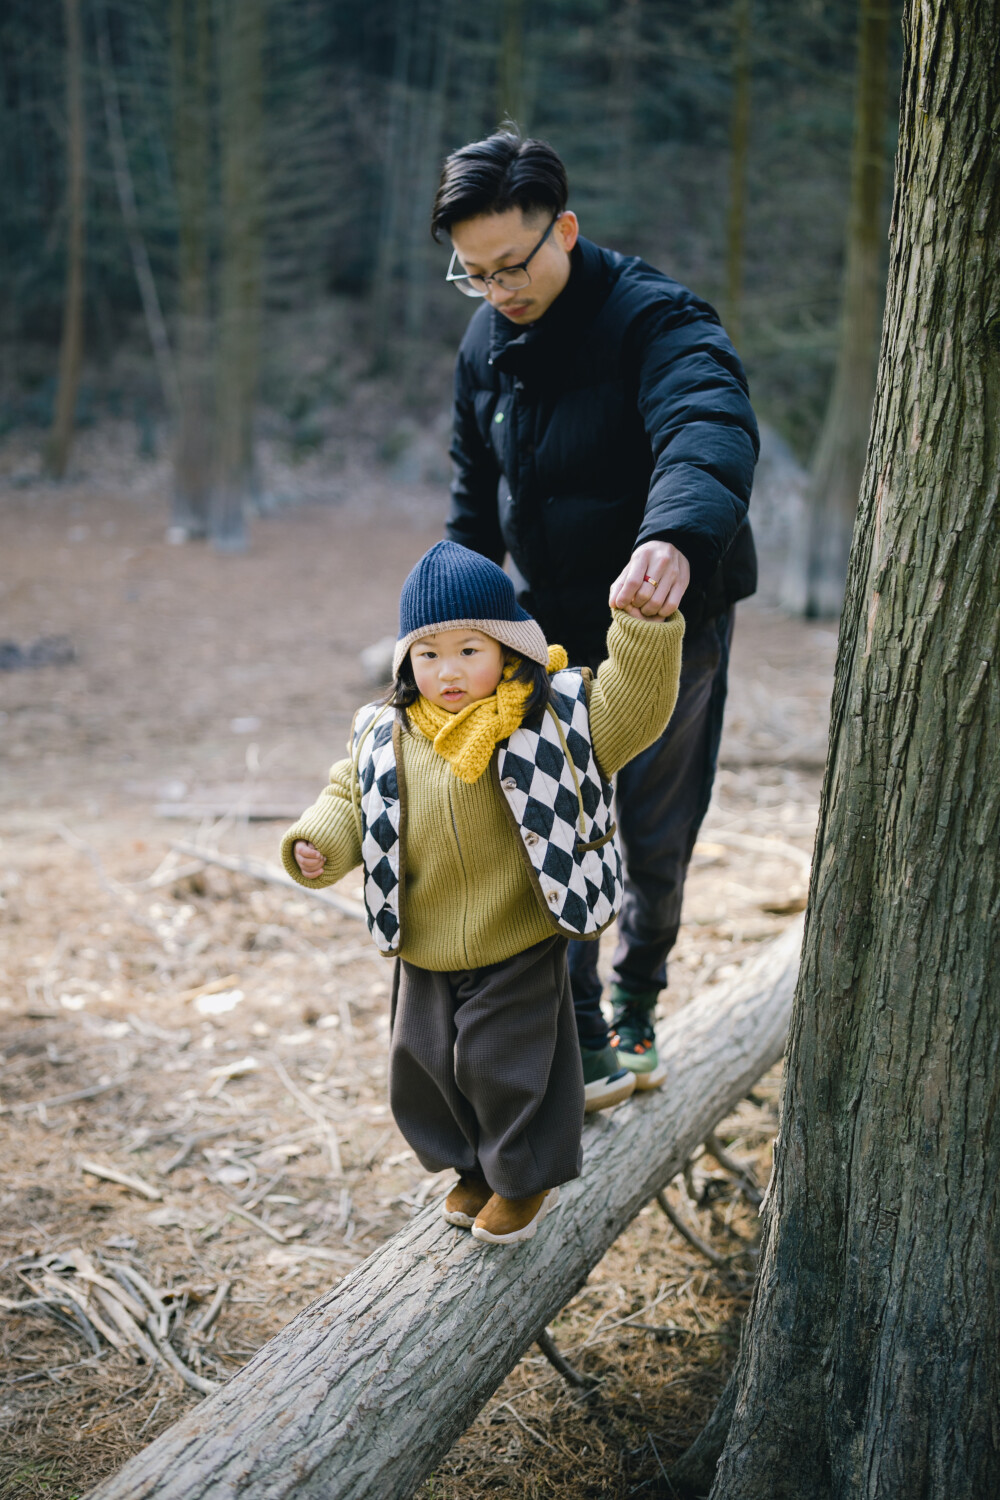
left=409, top=629, right=506, bottom=712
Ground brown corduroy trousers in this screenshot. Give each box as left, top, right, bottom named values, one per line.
left=388, top=935, right=585, bottom=1199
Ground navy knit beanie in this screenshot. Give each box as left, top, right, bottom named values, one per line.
left=393, top=541, right=549, bottom=676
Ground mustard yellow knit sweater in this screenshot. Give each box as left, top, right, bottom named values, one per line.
left=281, top=609, right=684, bottom=971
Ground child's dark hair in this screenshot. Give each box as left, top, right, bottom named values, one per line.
left=386, top=652, right=551, bottom=726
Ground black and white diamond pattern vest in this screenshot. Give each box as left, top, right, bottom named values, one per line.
left=349, top=669, right=624, bottom=956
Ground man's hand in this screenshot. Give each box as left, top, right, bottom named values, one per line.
left=293, top=840, right=326, bottom=879
left=610, top=541, right=690, bottom=620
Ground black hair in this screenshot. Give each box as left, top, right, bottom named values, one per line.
left=431, top=127, right=569, bottom=242
left=502, top=656, right=553, bottom=725
left=385, top=651, right=552, bottom=728
left=385, top=655, right=421, bottom=716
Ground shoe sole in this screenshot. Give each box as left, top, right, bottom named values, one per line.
left=442, top=1189, right=493, bottom=1228
left=471, top=1187, right=560, bottom=1245
left=632, top=1062, right=667, bottom=1091
left=442, top=1208, right=479, bottom=1227
left=584, top=1072, right=637, bottom=1113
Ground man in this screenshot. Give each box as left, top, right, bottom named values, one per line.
left=432, top=130, right=758, bottom=1110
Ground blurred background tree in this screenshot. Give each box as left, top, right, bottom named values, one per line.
left=213, top=0, right=265, bottom=549
left=45, top=0, right=87, bottom=479
left=805, top=0, right=892, bottom=617
left=724, top=0, right=752, bottom=347
left=170, top=0, right=213, bottom=535
left=0, top=0, right=901, bottom=582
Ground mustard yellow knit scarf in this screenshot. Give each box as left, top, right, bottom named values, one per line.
left=408, top=645, right=569, bottom=784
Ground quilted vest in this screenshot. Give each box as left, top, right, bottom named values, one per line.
left=349, top=669, right=623, bottom=956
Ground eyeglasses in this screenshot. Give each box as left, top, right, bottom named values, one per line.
left=446, top=215, right=560, bottom=298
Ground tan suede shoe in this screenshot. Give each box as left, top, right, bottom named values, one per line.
left=442, top=1174, right=493, bottom=1228
left=471, top=1186, right=560, bottom=1245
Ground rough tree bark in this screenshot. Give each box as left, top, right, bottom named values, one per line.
left=46, top=0, right=86, bottom=481
left=170, top=0, right=213, bottom=537
left=804, top=0, right=891, bottom=617
left=709, top=2, right=1000, bottom=1494
left=85, top=921, right=802, bottom=1500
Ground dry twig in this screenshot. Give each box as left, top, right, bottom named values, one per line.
left=704, top=1130, right=763, bottom=1207
left=226, top=1202, right=288, bottom=1244
left=188, top=1280, right=231, bottom=1337
left=80, top=1159, right=163, bottom=1201
left=655, top=1188, right=728, bottom=1269
left=707, top=828, right=812, bottom=874
left=496, top=1399, right=560, bottom=1453
left=161, top=1121, right=259, bottom=1174
left=13, top=1248, right=221, bottom=1398
left=171, top=840, right=367, bottom=922
left=535, top=1328, right=596, bottom=1389
left=0, top=1074, right=130, bottom=1117
left=177, top=974, right=239, bottom=1004
left=271, top=1054, right=344, bottom=1178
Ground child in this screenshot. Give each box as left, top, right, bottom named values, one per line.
left=282, top=541, right=683, bottom=1245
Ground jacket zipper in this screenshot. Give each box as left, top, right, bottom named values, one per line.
left=510, top=378, right=523, bottom=513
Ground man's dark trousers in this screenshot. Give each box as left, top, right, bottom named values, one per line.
left=568, top=608, right=735, bottom=1045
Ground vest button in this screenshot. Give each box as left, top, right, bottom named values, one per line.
left=524, top=830, right=539, bottom=845
left=545, top=889, right=560, bottom=904
left=501, top=776, right=516, bottom=790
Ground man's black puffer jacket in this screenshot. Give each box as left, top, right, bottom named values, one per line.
left=445, top=235, right=760, bottom=667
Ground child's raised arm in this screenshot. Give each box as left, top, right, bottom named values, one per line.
left=587, top=608, right=685, bottom=780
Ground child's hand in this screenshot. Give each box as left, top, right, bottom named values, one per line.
left=618, top=602, right=676, bottom=622
left=293, top=840, right=326, bottom=879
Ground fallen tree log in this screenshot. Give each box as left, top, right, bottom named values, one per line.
left=87, top=917, right=803, bottom=1500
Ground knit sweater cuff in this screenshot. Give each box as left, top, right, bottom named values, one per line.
left=589, top=609, right=686, bottom=779
left=279, top=758, right=362, bottom=889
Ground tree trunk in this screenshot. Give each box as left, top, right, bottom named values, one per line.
left=46, top=0, right=86, bottom=481
left=498, top=0, right=525, bottom=128
left=608, top=0, right=641, bottom=242
left=370, top=0, right=414, bottom=368
left=724, top=0, right=752, bottom=347
left=452, top=11, right=498, bottom=143
left=402, top=0, right=455, bottom=348
left=97, top=12, right=179, bottom=420
left=170, top=0, right=213, bottom=538
left=711, top=3, right=1000, bottom=1495
left=212, top=0, right=264, bottom=551
left=804, top=0, right=891, bottom=618
left=85, top=921, right=802, bottom=1500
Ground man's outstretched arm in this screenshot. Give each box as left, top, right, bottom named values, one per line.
left=630, top=294, right=759, bottom=592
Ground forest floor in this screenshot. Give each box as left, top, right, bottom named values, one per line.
left=0, top=427, right=836, bottom=1499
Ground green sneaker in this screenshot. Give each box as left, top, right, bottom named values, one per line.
left=609, top=985, right=666, bottom=1091
left=580, top=1040, right=636, bottom=1113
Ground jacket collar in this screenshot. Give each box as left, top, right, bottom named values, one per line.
left=489, top=236, right=617, bottom=372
